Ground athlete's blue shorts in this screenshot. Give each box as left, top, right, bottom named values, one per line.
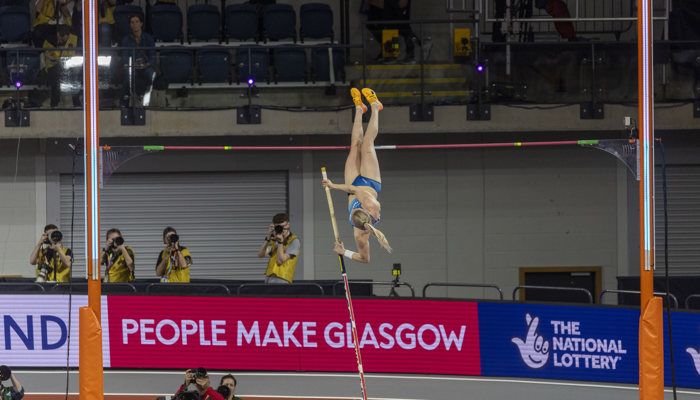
left=351, top=175, right=381, bottom=194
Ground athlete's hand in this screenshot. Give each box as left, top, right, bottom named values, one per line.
left=322, top=179, right=334, bottom=190
left=333, top=241, right=345, bottom=255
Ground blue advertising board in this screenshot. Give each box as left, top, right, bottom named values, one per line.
left=478, top=302, right=700, bottom=388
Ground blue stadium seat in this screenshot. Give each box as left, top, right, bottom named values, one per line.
left=272, top=45, right=307, bottom=83
left=0, top=5, right=31, bottom=43
left=113, top=5, right=144, bottom=43
left=262, top=3, right=296, bottom=42
left=6, top=49, right=40, bottom=85
left=159, top=47, right=194, bottom=85
left=300, top=3, right=333, bottom=43
left=311, top=46, right=345, bottom=82
left=187, top=4, right=220, bottom=43
left=197, top=46, right=231, bottom=84
left=235, top=46, right=269, bottom=84
left=224, top=3, right=257, bottom=43
left=150, top=3, right=183, bottom=43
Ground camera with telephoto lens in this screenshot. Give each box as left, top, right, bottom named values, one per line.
left=216, top=385, right=230, bottom=399
left=168, top=234, right=179, bottom=244
left=36, top=263, right=54, bottom=283
left=0, top=365, right=11, bottom=381
left=274, top=225, right=284, bottom=234
left=188, top=367, right=207, bottom=383
left=49, top=230, right=63, bottom=243
left=112, top=236, right=124, bottom=248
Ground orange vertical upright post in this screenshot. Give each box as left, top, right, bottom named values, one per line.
left=79, top=0, right=104, bottom=400
left=637, top=0, right=662, bottom=399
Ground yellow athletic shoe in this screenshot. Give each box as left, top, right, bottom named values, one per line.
left=350, top=88, right=367, bottom=114
left=362, top=88, right=383, bottom=110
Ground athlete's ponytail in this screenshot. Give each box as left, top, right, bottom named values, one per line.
left=364, top=222, right=392, bottom=253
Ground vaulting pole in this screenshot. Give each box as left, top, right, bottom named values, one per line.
left=321, top=167, right=368, bottom=400
left=79, top=0, right=104, bottom=399
left=637, top=0, right=661, bottom=398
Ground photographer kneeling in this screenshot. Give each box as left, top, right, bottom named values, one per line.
left=0, top=365, right=25, bottom=400
left=174, top=368, right=223, bottom=400
left=29, top=224, right=73, bottom=283
left=101, top=228, right=135, bottom=282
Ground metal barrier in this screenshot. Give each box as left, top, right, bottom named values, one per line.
left=236, top=282, right=324, bottom=296
left=0, top=282, right=46, bottom=293
left=332, top=280, right=415, bottom=297
left=146, top=282, right=230, bottom=295
left=599, top=289, right=678, bottom=309
left=51, top=282, right=138, bottom=294
left=422, top=282, right=503, bottom=300
left=686, top=294, right=700, bottom=310
left=512, top=285, right=593, bottom=303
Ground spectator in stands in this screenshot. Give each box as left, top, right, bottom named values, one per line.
left=218, top=375, right=243, bottom=400
left=42, top=24, right=80, bottom=107
left=119, top=13, right=155, bottom=107
left=29, top=224, right=73, bottom=282
left=0, top=366, right=24, bottom=400
left=257, top=213, right=300, bottom=284
left=175, top=368, right=224, bottom=400
left=98, top=0, right=117, bottom=45
left=156, top=226, right=192, bottom=283
left=33, top=0, right=75, bottom=48
left=100, top=228, right=135, bottom=282
left=364, top=0, right=419, bottom=63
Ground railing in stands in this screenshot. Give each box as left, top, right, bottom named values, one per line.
left=513, top=285, right=593, bottom=304
left=422, top=282, right=503, bottom=300
left=600, top=289, right=679, bottom=309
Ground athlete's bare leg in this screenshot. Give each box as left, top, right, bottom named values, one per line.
left=345, top=88, right=365, bottom=185
left=360, top=88, right=382, bottom=182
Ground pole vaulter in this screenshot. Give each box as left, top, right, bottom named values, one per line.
left=80, top=0, right=105, bottom=399
left=322, top=166, right=369, bottom=400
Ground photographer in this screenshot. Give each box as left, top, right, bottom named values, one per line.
left=174, top=368, right=223, bottom=400
left=257, top=213, right=300, bottom=284
left=218, top=374, right=243, bottom=400
left=156, top=227, right=192, bottom=283
left=100, top=228, right=135, bottom=282
left=0, top=365, right=24, bottom=400
left=29, top=224, right=73, bottom=282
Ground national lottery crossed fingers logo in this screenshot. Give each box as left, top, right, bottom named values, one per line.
left=510, top=311, right=628, bottom=371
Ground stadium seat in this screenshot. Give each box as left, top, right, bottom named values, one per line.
left=150, top=3, right=183, bottom=43
left=262, top=3, right=296, bottom=42
left=159, top=47, right=194, bottom=85
left=187, top=3, right=220, bottom=43
left=0, top=5, right=31, bottom=43
left=197, top=46, right=231, bottom=84
left=234, top=46, right=269, bottom=84
left=224, top=3, right=257, bottom=43
left=113, top=5, right=144, bottom=43
left=299, top=3, right=333, bottom=43
left=311, top=45, right=345, bottom=82
left=6, top=49, right=40, bottom=85
left=272, top=45, right=307, bottom=83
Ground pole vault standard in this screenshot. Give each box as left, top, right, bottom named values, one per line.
left=321, top=167, right=368, bottom=400
left=80, top=0, right=104, bottom=398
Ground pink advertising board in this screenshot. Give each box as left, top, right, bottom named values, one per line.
left=106, top=296, right=480, bottom=374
